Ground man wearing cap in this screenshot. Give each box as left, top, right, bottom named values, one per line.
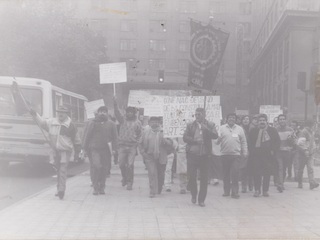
left=29, top=105, right=81, bottom=200
left=114, top=97, right=142, bottom=190
left=82, top=106, right=118, bottom=195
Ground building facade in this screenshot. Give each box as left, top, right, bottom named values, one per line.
left=249, top=0, right=320, bottom=121
left=66, top=0, right=252, bottom=115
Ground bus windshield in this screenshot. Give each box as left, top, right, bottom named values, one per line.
left=0, top=86, right=43, bottom=116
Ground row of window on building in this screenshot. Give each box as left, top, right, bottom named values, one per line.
left=252, top=36, right=290, bottom=107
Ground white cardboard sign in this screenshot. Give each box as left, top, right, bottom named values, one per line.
left=99, top=62, right=127, bottom=84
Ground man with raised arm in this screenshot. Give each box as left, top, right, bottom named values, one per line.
left=113, top=97, right=142, bottom=190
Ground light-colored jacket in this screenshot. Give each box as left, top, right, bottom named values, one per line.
left=36, top=114, right=81, bottom=163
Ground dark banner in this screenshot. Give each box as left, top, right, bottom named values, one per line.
left=188, top=19, right=229, bottom=91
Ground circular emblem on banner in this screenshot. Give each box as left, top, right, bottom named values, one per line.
left=190, top=29, right=221, bottom=70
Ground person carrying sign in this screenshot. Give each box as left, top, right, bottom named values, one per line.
left=29, top=106, right=81, bottom=200
left=113, top=97, right=142, bottom=190
left=183, top=108, right=219, bottom=207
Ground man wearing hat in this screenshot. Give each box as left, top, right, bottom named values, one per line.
left=29, top=105, right=81, bottom=200
left=113, top=97, right=142, bottom=190
left=82, top=106, right=118, bottom=195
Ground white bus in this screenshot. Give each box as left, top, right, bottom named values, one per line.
left=0, top=77, right=88, bottom=170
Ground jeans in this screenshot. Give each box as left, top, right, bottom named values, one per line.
left=118, top=146, right=137, bottom=187
left=221, top=155, right=240, bottom=195
left=254, top=174, right=270, bottom=193
left=297, top=152, right=316, bottom=185
left=90, top=149, right=111, bottom=191
left=164, top=153, right=174, bottom=190
left=187, top=153, right=209, bottom=203
left=145, top=156, right=166, bottom=195
left=275, top=150, right=292, bottom=187
left=54, top=151, right=72, bottom=192
left=179, top=173, right=188, bottom=191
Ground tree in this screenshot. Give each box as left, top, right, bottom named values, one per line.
left=0, top=1, right=108, bottom=99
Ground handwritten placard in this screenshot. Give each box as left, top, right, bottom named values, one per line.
left=163, top=96, right=204, bottom=138
left=259, top=105, right=282, bottom=123
left=84, top=99, right=105, bottom=119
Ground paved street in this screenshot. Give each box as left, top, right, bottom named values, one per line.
left=0, top=158, right=320, bottom=240
left=0, top=162, right=89, bottom=211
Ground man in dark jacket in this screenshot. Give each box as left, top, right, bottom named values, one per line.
left=82, top=106, right=118, bottom=195
left=183, top=108, right=218, bottom=207
left=248, top=114, right=280, bottom=197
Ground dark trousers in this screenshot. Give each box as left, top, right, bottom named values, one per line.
left=254, top=174, right=270, bottom=193
left=187, top=153, right=209, bottom=203
left=221, top=155, right=240, bottom=195
left=89, top=149, right=111, bottom=191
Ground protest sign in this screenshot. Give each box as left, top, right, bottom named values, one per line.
left=144, top=95, right=164, bottom=117
left=127, top=90, right=151, bottom=108
left=163, top=96, right=204, bottom=138
left=259, top=105, right=282, bottom=123
left=99, top=62, right=127, bottom=84
left=84, top=99, right=105, bottom=119
left=205, top=96, right=221, bottom=128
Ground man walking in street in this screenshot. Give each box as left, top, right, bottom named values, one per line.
left=183, top=108, right=218, bottom=207
left=248, top=114, right=280, bottom=197
left=30, top=106, right=81, bottom=200
left=114, top=97, right=142, bottom=190
left=139, top=117, right=175, bottom=198
left=297, top=121, right=319, bottom=190
left=275, top=114, right=294, bottom=192
left=82, top=106, right=118, bottom=195
left=218, top=113, right=248, bottom=199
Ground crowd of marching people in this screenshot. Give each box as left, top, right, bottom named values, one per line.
left=29, top=100, right=320, bottom=205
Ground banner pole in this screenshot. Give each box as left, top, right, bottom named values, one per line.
left=113, top=83, right=116, bottom=96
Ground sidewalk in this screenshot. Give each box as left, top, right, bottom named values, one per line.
left=0, top=158, right=320, bottom=240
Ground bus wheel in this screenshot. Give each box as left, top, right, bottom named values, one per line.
left=0, top=161, right=9, bottom=172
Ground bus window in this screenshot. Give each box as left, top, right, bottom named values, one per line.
left=0, top=86, right=42, bottom=116
left=79, top=100, right=85, bottom=121
left=71, top=97, right=79, bottom=121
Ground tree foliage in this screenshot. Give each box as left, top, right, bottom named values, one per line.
left=0, top=1, right=107, bottom=99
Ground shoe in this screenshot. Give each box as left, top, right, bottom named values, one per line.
left=262, top=192, right=269, bottom=197
left=198, top=202, right=205, bottom=207
left=166, top=189, right=171, bottom=192
left=180, top=189, right=186, bottom=194
left=126, top=185, right=132, bottom=191
left=298, top=183, right=303, bottom=189
left=58, top=191, right=64, bottom=200
left=93, top=190, right=99, bottom=195
left=277, top=186, right=283, bottom=193
left=310, top=183, right=319, bottom=190
left=149, top=193, right=155, bottom=198
left=231, top=194, right=240, bottom=199
left=222, top=193, right=230, bottom=197
left=253, top=191, right=260, bottom=197
left=99, top=189, right=105, bottom=195
left=191, top=197, right=196, bottom=204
